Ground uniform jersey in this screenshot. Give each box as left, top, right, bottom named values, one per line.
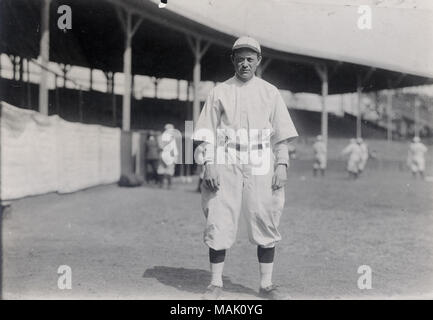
left=193, top=75, right=298, bottom=250
left=358, top=142, right=369, bottom=171
left=342, top=142, right=362, bottom=173
left=194, top=76, right=298, bottom=166
left=313, top=141, right=327, bottom=169
left=409, top=142, right=427, bottom=159
left=359, top=143, right=368, bottom=160
left=408, top=142, right=428, bottom=172
left=313, top=141, right=326, bottom=157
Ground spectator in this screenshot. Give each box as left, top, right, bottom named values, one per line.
left=145, top=132, right=160, bottom=184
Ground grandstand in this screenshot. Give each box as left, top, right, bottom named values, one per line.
left=1, top=0, right=433, bottom=198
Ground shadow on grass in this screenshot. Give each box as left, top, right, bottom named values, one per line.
left=143, top=266, right=257, bottom=297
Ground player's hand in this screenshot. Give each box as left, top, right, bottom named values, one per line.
left=272, top=164, right=287, bottom=191
left=204, top=163, right=220, bottom=192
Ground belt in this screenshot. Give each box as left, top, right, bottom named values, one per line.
left=226, top=142, right=270, bottom=151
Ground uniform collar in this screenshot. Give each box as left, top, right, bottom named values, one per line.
left=233, top=74, right=256, bottom=86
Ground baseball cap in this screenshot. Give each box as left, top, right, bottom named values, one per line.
left=164, top=123, right=174, bottom=130
left=232, top=36, right=261, bottom=55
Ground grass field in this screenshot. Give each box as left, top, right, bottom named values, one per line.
left=2, top=158, right=433, bottom=299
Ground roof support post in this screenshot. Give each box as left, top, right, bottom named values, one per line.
left=112, top=82, right=117, bottom=127
left=355, top=67, right=375, bottom=139
left=104, top=71, right=116, bottom=126
left=384, top=74, right=405, bottom=142
left=38, top=0, right=51, bottom=115
left=356, top=75, right=362, bottom=139
left=386, top=89, right=393, bottom=142
left=315, top=64, right=328, bottom=149
left=116, top=7, right=143, bottom=131
left=414, top=97, right=420, bottom=137
left=187, top=36, right=210, bottom=124
left=20, top=57, right=26, bottom=107
left=26, top=58, right=31, bottom=108
left=122, top=12, right=132, bottom=131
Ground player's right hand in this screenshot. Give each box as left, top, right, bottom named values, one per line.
left=204, top=163, right=220, bottom=192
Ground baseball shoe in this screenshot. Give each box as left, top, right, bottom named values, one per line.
left=202, top=284, right=223, bottom=300
left=258, top=284, right=291, bottom=300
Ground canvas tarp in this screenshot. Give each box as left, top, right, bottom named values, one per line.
left=0, top=102, right=121, bottom=200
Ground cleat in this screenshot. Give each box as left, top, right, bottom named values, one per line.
left=202, top=284, right=223, bottom=300
left=258, top=284, right=291, bottom=300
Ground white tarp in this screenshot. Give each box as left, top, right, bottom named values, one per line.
left=163, top=0, right=433, bottom=78
left=0, top=102, right=121, bottom=200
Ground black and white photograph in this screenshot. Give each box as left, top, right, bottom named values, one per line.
left=0, top=0, right=432, bottom=303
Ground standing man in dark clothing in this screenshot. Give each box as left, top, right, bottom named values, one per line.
left=145, top=132, right=160, bottom=184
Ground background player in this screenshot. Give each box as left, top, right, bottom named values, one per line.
left=407, top=136, right=428, bottom=179
left=341, top=138, right=362, bottom=179
left=357, top=138, right=369, bottom=175
left=157, top=123, right=179, bottom=189
left=312, top=135, right=327, bottom=177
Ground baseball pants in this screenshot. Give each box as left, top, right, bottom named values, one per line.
left=313, top=155, right=327, bottom=169
left=410, top=157, right=425, bottom=172
left=201, top=148, right=285, bottom=250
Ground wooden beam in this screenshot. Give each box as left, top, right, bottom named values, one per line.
left=122, top=10, right=132, bottom=130
left=38, top=0, right=51, bottom=115
left=115, top=6, right=127, bottom=32
left=315, top=64, right=329, bottom=148
left=356, top=74, right=362, bottom=138
left=131, top=17, right=144, bottom=37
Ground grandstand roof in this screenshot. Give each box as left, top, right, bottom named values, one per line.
left=1, top=0, right=432, bottom=94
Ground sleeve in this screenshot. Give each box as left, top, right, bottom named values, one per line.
left=270, top=90, right=298, bottom=146
left=193, top=89, right=220, bottom=145
left=273, top=140, right=290, bottom=167
left=192, top=89, right=221, bottom=164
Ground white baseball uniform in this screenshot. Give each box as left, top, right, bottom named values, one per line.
left=358, top=142, right=369, bottom=171
left=194, top=76, right=298, bottom=250
left=313, top=141, right=327, bottom=169
left=407, top=142, right=428, bottom=173
left=342, top=142, right=362, bottom=173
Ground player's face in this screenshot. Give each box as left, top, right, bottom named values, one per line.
left=231, top=48, right=261, bottom=82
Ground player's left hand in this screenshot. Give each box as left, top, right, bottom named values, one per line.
left=272, top=164, right=288, bottom=191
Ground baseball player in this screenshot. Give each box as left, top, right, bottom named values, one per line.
left=312, top=135, right=327, bottom=177
left=407, top=136, right=428, bottom=179
left=157, top=123, right=179, bottom=188
left=341, top=138, right=362, bottom=179
left=357, top=138, right=369, bottom=175
left=193, top=36, right=298, bottom=300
